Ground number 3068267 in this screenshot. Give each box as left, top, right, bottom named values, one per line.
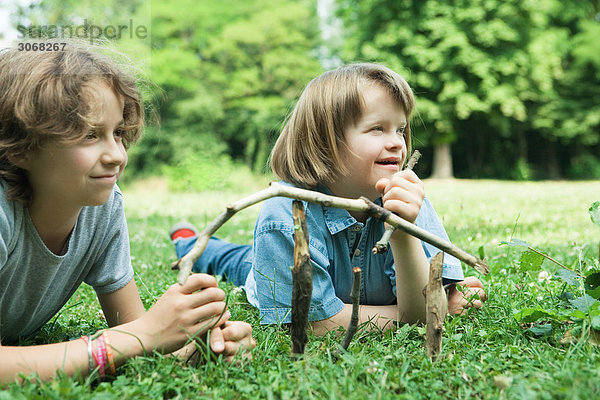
left=17, top=42, right=67, bottom=51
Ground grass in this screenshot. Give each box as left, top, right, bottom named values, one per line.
left=4, top=178, right=600, bottom=399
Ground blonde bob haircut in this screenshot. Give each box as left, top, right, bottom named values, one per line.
left=270, top=62, right=415, bottom=189
left=0, top=44, right=144, bottom=204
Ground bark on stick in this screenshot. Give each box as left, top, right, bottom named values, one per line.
left=290, top=200, right=313, bottom=356
left=425, top=252, right=445, bottom=361
left=340, top=267, right=362, bottom=351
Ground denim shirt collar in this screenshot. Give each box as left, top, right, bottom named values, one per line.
left=316, top=184, right=382, bottom=235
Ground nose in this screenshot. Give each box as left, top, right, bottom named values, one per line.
left=101, top=136, right=126, bottom=167
left=386, top=131, right=405, bottom=151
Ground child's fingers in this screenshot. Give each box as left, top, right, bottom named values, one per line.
left=375, top=177, right=391, bottom=195
left=190, top=302, right=229, bottom=325
left=221, top=321, right=254, bottom=342
left=223, top=337, right=256, bottom=356
left=188, top=287, right=226, bottom=308
left=448, top=282, right=486, bottom=314
left=455, top=298, right=484, bottom=314
left=381, top=185, right=423, bottom=208
left=378, top=171, right=424, bottom=202
left=220, top=321, right=256, bottom=360
left=397, top=169, right=422, bottom=183
left=180, top=273, right=218, bottom=294
left=457, top=277, right=487, bottom=302
left=466, top=286, right=487, bottom=303
left=209, top=326, right=225, bottom=353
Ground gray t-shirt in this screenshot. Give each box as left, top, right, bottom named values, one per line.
left=0, top=181, right=134, bottom=343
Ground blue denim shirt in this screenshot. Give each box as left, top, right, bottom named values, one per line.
left=244, top=182, right=464, bottom=325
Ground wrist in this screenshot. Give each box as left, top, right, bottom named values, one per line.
left=111, top=318, right=154, bottom=359
left=390, top=228, right=420, bottom=245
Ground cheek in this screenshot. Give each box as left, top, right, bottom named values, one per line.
left=70, top=150, right=96, bottom=171
left=119, top=148, right=128, bottom=174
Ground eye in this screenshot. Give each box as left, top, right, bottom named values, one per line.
left=113, top=128, right=125, bottom=138
left=397, top=126, right=406, bottom=136
left=84, top=130, right=98, bottom=141
left=370, top=125, right=384, bottom=133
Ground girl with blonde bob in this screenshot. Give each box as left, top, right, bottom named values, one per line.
left=172, top=63, right=486, bottom=334
left=0, top=44, right=254, bottom=384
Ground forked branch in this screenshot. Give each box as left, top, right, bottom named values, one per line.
left=172, top=182, right=489, bottom=285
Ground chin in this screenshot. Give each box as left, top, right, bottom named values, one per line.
left=85, top=192, right=113, bottom=207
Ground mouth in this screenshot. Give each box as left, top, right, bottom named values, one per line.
left=375, top=158, right=400, bottom=168
left=91, top=174, right=118, bottom=182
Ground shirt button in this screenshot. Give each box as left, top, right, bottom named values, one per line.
left=354, top=249, right=361, bottom=257
left=353, top=225, right=361, bottom=231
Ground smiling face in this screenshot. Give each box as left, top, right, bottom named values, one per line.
left=327, top=83, right=408, bottom=201
left=24, top=83, right=127, bottom=210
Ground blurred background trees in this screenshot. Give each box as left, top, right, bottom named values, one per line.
left=7, top=0, right=600, bottom=181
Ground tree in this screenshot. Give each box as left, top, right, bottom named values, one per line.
left=147, top=0, right=323, bottom=173
left=335, top=0, right=600, bottom=179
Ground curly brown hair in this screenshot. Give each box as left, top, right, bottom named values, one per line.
left=0, top=43, right=144, bottom=204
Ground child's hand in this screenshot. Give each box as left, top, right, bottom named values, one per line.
left=136, top=273, right=230, bottom=354
left=447, top=276, right=487, bottom=314
left=375, top=169, right=424, bottom=224
left=210, top=320, right=256, bottom=364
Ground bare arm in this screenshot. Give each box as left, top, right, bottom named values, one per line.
left=389, top=230, right=438, bottom=323
left=0, top=281, right=149, bottom=384
left=376, top=170, right=446, bottom=324
left=310, top=304, right=398, bottom=336
left=97, top=279, right=145, bottom=326
left=0, top=274, right=230, bottom=384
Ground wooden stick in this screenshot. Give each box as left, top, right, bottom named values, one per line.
left=290, top=200, right=313, bottom=356
left=372, top=149, right=421, bottom=254
left=340, top=267, right=362, bottom=351
left=425, top=252, right=445, bottom=361
left=172, top=182, right=489, bottom=284
left=405, top=149, right=422, bottom=170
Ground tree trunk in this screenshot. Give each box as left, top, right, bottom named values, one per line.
left=544, top=140, right=561, bottom=179
left=430, top=142, right=454, bottom=179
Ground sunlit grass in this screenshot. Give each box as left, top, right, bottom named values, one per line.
left=9, top=178, right=600, bottom=398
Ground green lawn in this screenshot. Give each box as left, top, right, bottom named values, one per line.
left=5, top=178, right=600, bottom=399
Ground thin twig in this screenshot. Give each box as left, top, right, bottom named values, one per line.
left=372, top=149, right=422, bottom=254
left=340, top=267, right=362, bottom=351
left=527, top=246, right=583, bottom=277
left=173, top=182, right=489, bottom=284
left=290, top=200, right=313, bottom=356
left=425, top=252, right=445, bottom=361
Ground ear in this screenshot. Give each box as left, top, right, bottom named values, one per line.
left=7, top=153, right=31, bottom=170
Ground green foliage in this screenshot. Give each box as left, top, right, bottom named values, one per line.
left=162, top=152, right=259, bottom=192
left=510, top=201, right=600, bottom=341
left=568, top=153, right=600, bottom=180
left=146, top=0, right=323, bottom=173
left=336, top=0, right=600, bottom=179
left=519, top=249, right=545, bottom=271
left=10, top=0, right=600, bottom=179
left=511, top=158, right=533, bottom=181
left=590, top=201, right=600, bottom=226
